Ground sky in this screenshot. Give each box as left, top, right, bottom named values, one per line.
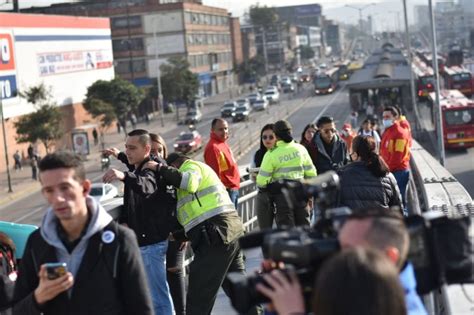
left=0, top=0, right=456, bottom=32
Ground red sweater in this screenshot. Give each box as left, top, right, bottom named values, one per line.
left=204, top=132, right=240, bottom=189
left=380, top=121, right=411, bottom=172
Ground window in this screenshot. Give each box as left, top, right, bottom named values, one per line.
left=115, top=61, right=131, bottom=74
left=132, top=60, right=146, bottom=73
left=187, top=35, right=194, bottom=45
left=111, top=16, right=142, bottom=29
left=112, top=38, right=144, bottom=52
left=185, top=12, right=192, bottom=24
left=192, top=13, right=199, bottom=24
left=211, top=15, right=217, bottom=25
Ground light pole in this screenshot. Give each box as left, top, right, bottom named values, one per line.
left=152, top=16, right=166, bottom=128
left=0, top=96, right=13, bottom=193
left=428, top=0, right=445, bottom=166
left=345, top=3, right=376, bottom=35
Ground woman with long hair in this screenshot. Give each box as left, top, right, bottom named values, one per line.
left=251, top=124, right=276, bottom=229
left=300, top=123, right=318, bottom=166
left=337, top=135, right=402, bottom=212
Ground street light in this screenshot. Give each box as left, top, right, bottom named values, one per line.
left=152, top=16, right=168, bottom=128
left=0, top=96, right=13, bottom=193
left=345, top=3, right=376, bottom=35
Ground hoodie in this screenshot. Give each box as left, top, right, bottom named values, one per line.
left=312, top=133, right=349, bottom=174
left=204, top=132, right=240, bottom=189
left=39, top=197, right=112, bottom=281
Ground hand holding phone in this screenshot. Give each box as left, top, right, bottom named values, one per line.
left=45, top=262, right=68, bottom=280
left=34, top=263, right=73, bottom=306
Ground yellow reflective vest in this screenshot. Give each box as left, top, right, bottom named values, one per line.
left=256, top=140, right=317, bottom=188
left=176, top=159, right=235, bottom=232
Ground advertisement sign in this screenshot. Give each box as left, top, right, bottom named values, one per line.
left=294, top=4, right=321, bottom=16
left=72, top=131, right=90, bottom=156
left=37, top=49, right=113, bottom=76
left=0, top=32, right=18, bottom=101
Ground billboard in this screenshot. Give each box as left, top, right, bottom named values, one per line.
left=0, top=32, right=18, bottom=102
left=37, top=49, right=113, bottom=76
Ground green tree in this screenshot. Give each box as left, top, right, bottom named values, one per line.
left=247, top=4, right=278, bottom=29
left=299, top=45, right=315, bottom=60
left=235, top=56, right=266, bottom=83
left=14, top=84, right=63, bottom=152
left=83, top=78, right=144, bottom=133
left=160, top=56, right=199, bottom=105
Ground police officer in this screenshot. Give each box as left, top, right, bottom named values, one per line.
left=257, top=120, right=317, bottom=227
left=144, top=153, right=260, bottom=315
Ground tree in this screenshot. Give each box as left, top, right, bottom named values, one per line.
left=14, top=84, right=63, bottom=152
left=247, top=4, right=278, bottom=29
left=160, top=56, right=199, bottom=106
left=83, top=78, right=144, bottom=133
left=299, top=45, right=315, bottom=60
left=235, top=56, right=266, bottom=83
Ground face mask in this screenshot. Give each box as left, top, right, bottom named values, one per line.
left=382, top=119, right=394, bottom=128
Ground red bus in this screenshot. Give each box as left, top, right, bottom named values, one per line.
left=313, top=67, right=338, bottom=95
left=428, top=90, right=474, bottom=149
left=334, top=60, right=351, bottom=80
left=441, top=65, right=474, bottom=97
left=412, top=56, right=435, bottom=99
left=416, top=50, right=445, bottom=73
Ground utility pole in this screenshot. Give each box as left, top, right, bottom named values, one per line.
left=125, top=3, right=134, bottom=82
left=0, top=96, right=13, bottom=193
left=153, top=20, right=165, bottom=127
left=428, top=0, right=446, bottom=166
left=261, top=27, right=269, bottom=77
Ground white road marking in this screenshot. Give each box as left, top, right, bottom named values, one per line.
left=312, top=85, right=348, bottom=124
left=13, top=205, right=45, bottom=223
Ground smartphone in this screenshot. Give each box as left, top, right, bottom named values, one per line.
left=45, top=262, right=68, bottom=280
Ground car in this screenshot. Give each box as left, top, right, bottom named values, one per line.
left=299, top=72, right=311, bottom=82
left=221, top=102, right=237, bottom=117
left=184, top=109, right=202, bottom=125
left=280, top=77, right=291, bottom=85
left=173, top=130, right=202, bottom=154
left=281, top=82, right=295, bottom=93
left=263, top=89, right=280, bottom=104
left=265, top=85, right=278, bottom=93
left=270, top=74, right=280, bottom=86
left=252, top=98, right=268, bottom=111
left=236, top=98, right=250, bottom=108
left=247, top=93, right=261, bottom=105
left=89, top=183, right=118, bottom=203
left=232, top=105, right=250, bottom=122
left=319, top=63, right=327, bottom=69
left=289, top=73, right=298, bottom=82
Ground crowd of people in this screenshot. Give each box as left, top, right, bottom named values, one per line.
left=1, top=102, right=420, bottom=315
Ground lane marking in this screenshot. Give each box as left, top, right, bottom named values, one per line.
left=13, top=205, right=45, bottom=223
left=311, top=85, right=348, bottom=124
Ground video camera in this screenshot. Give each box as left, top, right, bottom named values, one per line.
left=225, top=172, right=473, bottom=314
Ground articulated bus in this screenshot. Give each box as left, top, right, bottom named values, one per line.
left=335, top=60, right=351, bottom=80
left=428, top=90, right=474, bottom=149
left=441, top=65, right=474, bottom=97
left=416, top=50, right=445, bottom=72
left=412, top=56, right=435, bottom=99
left=313, top=67, right=339, bottom=95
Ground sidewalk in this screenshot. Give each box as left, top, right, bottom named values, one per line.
left=0, top=89, right=234, bottom=210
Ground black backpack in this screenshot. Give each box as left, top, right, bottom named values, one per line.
left=0, top=232, right=17, bottom=313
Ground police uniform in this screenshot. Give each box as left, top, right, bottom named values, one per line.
left=160, top=154, right=260, bottom=315
left=256, top=120, right=317, bottom=227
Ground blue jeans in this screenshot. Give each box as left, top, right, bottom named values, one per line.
left=393, top=169, right=410, bottom=215
left=140, top=240, right=174, bottom=315
left=228, top=189, right=239, bottom=209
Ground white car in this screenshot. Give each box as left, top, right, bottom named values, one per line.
left=89, top=183, right=118, bottom=203
left=263, top=90, right=280, bottom=104
left=252, top=99, right=268, bottom=111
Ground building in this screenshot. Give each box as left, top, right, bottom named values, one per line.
left=0, top=12, right=114, bottom=171
left=459, top=0, right=474, bottom=13
left=24, top=0, right=234, bottom=97
left=414, top=5, right=430, bottom=31
left=275, top=4, right=322, bottom=27
left=325, top=21, right=342, bottom=56
left=433, top=3, right=474, bottom=52
left=296, top=26, right=322, bottom=59
left=240, top=26, right=257, bottom=62
left=229, top=16, right=243, bottom=69
left=253, top=24, right=298, bottom=70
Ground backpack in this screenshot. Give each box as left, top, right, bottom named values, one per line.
left=0, top=232, right=17, bottom=313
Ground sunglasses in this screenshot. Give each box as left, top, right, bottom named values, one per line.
left=321, top=128, right=337, bottom=134
left=262, top=135, right=274, bottom=140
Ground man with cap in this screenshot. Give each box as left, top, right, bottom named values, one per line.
left=256, top=120, right=317, bottom=227
left=340, top=123, right=356, bottom=153
left=144, top=152, right=260, bottom=315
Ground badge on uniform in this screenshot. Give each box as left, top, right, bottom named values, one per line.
left=102, top=230, right=115, bottom=244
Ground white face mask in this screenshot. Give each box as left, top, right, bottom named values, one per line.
left=382, top=119, right=394, bottom=128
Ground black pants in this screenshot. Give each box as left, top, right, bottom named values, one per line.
left=166, top=240, right=186, bottom=315
left=256, top=191, right=275, bottom=229
left=186, top=225, right=260, bottom=315
left=273, top=193, right=310, bottom=227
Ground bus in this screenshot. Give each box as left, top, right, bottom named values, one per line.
left=335, top=60, right=351, bottom=80
left=412, top=56, right=435, bottom=99
left=416, top=50, right=445, bottom=72
left=428, top=90, right=474, bottom=149
left=441, top=65, right=474, bottom=97
left=313, top=67, right=338, bottom=95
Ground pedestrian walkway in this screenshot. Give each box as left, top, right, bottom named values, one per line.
left=0, top=89, right=235, bottom=210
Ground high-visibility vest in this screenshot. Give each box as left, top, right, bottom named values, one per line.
left=176, top=160, right=235, bottom=232
left=256, top=140, right=317, bottom=188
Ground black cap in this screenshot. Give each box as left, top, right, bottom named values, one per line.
left=166, top=152, right=188, bottom=165
left=274, top=120, right=292, bottom=134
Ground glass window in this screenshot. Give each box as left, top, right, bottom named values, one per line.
left=112, top=38, right=143, bottom=52
left=211, top=15, right=217, bottom=25
left=213, top=34, right=218, bottom=44
left=115, top=61, right=131, bottom=74
left=192, top=13, right=199, bottom=24
left=111, top=16, right=141, bottom=29
left=185, top=12, right=192, bottom=24
left=187, top=35, right=194, bottom=45
left=444, top=109, right=474, bottom=126
left=133, top=60, right=146, bottom=73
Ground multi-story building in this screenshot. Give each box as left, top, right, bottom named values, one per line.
left=240, top=26, right=257, bottom=62
left=325, top=21, right=342, bottom=56
left=229, top=16, right=243, bottom=69
left=296, top=26, right=322, bottom=59
left=275, top=4, right=323, bottom=28
left=433, top=3, right=474, bottom=52
left=24, top=0, right=234, bottom=97
left=253, top=24, right=297, bottom=70
left=414, top=5, right=430, bottom=31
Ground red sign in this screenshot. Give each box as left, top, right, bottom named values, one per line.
left=0, top=33, right=15, bottom=71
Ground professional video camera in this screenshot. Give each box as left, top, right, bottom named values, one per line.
left=226, top=172, right=346, bottom=313
left=226, top=171, right=473, bottom=313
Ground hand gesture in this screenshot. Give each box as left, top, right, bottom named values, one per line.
left=102, top=168, right=125, bottom=183
left=143, top=161, right=160, bottom=172
left=256, top=270, right=305, bottom=315
left=103, top=148, right=120, bottom=158
left=34, top=265, right=74, bottom=306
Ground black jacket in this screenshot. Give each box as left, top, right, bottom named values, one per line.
left=12, top=222, right=153, bottom=315
left=119, top=157, right=175, bottom=246
left=337, top=161, right=403, bottom=210
left=312, top=133, right=348, bottom=174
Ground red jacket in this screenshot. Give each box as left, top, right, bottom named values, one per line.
left=204, top=132, right=240, bottom=189
left=399, top=116, right=413, bottom=148
left=380, top=121, right=411, bottom=172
